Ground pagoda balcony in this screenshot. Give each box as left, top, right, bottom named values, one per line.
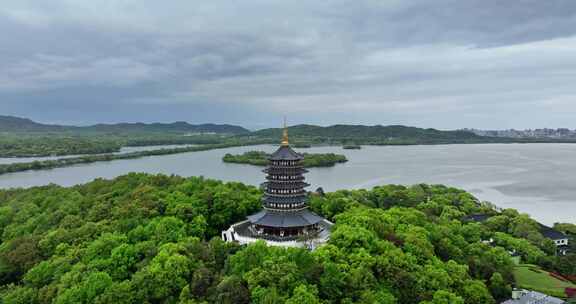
left=265, top=176, right=305, bottom=182
left=264, top=193, right=307, bottom=199
left=263, top=168, right=308, bottom=174
left=267, top=162, right=304, bottom=168
left=266, top=189, right=307, bottom=197
left=261, top=182, right=310, bottom=189
left=263, top=203, right=306, bottom=210
left=262, top=195, right=308, bottom=204
left=263, top=178, right=306, bottom=183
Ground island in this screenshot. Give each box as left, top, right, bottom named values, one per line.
left=292, top=143, right=312, bottom=148
left=342, top=144, right=361, bottom=149
left=222, top=150, right=348, bottom=167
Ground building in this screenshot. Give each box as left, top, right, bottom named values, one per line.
left=463, top=214, right=570, bottom=256
left=222, top=124, right=333, bottom=249
left=463, top=214, right=493, bottom=223
left=501, top=289, right=566, bottom=304
left=539, top=224, right=570, bottom=256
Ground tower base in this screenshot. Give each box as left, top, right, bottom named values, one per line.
left=222, top=219, right=333, bottom=250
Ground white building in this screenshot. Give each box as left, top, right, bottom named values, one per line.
left=502, top=289, right=566, bottom=304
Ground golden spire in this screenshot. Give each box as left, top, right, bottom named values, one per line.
left=281, top=116, right=289, bottom=146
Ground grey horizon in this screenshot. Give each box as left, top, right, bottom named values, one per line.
left=1, top=0, right=576, bottom=129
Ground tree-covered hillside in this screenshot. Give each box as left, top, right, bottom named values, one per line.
left=0, top=116, right=66, bottom=133
left=0, top=115, right=249, bottom=136
left=0, top=115, right=250, bottom=157
left=247, top=124, right=576, bottom=145
left=0, top=174, right=574, bottom=303
left=5, top=116, right=576, bottom=158
left=85, top=122, right=249, bottom=135
left=247, top=124, right=490, bottom=145
left=0, top=137, right=122, bottom=158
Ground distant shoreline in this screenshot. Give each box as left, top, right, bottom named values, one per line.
left=0, top=142, right=262, bottom=176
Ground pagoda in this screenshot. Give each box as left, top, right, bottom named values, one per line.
left=222, top=123, right=333, bottom=248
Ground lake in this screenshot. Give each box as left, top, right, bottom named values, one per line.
left=0, top=144, right=196, bottom=164
left=0, top=143, right=574, bottom=225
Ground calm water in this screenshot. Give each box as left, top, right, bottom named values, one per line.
left=0, top=145, right=195, bottom=164
left=0, top=144, right=574, bottom=225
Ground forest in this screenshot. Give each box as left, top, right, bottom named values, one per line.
left=0, top=115, right=249, bottom=157
left=5, top=116, right=576, bottom=158
left=222, top=151, right=348, bottom=167
left=246, top=125, right=576, bottom=146
left=0, top=174, right=574, bottom=303
left=0, top=137, right=122, bottom=158
left=0, top=133, right=252, bottom=158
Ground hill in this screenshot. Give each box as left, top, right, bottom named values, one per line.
left=0, top=115, right=249, bottom=135
left=248, top=124, right=489, bottom=144
left=0, top=174, right=573, bottom=303
left=87, top=122, right=249, bottom=135
left=0, top=116, right=67, bottom=132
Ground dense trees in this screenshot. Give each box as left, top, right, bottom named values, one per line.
left=0, top=175, right=569, bottom=303
left=223, top=151, right=348, bottom=167
left=0, top=137, right=121, bottom=157
left=0, top=119, right=256, bottom=158
left=5, top=117, right=576, bottom=159
left=552, top=223, right=576, bottom=279
left=0, top=174, right=261, bottom=303
left=0, top=130, right=275, bottom=159
left=246, top=124, right=576, bottom=145
left=247, top=125, right=487, bottom=145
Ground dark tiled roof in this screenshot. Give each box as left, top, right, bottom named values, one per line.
left=539, top=224, right=567, bottom=240
left=268, top=145, right=303, bottom=161
left=247, top=208, right=324, bottom=228
left=463, top=214, right=492, bottom=222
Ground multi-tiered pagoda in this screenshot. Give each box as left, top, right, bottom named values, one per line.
left=222, top=124, right=332, bottom=248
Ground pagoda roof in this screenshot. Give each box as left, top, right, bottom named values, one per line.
left=268, top=145, right=303, bottom=161
left=247, top=208, right=324, bottom=228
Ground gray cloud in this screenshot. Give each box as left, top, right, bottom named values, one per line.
left=1, top=0, right=576, bottom=128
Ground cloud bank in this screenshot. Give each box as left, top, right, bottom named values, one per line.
left=1, top=0, right=576, bottom=128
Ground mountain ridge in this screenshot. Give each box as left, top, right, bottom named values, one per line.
left=0, top=115, right=250, bottom=135
left=248, top=123, right=484, bottom=143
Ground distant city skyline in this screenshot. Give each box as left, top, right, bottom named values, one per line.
left=8, top=114, right=576, bottom=134
left=466, top=128, right=576, bottom=139
left=2, top=1, right=576, bottom=129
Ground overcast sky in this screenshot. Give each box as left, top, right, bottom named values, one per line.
left=1, top=0, right=576, bottom=129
